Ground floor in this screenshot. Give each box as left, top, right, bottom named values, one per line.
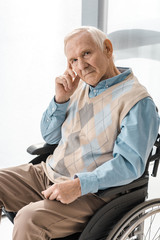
left=0, top=215, right=13, bottom=239
left=0, top=166, right=160, bottom=240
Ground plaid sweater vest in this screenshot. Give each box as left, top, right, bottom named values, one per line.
left=44, top=73, right=150, bottom=183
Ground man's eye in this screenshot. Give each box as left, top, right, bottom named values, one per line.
left=72, top=59, right=77, bottom=63
left=84, top=52, right=90, bottom=56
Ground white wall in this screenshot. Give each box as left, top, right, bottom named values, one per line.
left=0, top=0, right=81, bottom=167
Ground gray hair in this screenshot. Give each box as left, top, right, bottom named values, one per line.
left=64, top=26, right=107, bottom=55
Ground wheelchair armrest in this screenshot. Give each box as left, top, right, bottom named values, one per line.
left=96, top=174, right=149, bottom=200
left=27, top=143, right=58, bottom=155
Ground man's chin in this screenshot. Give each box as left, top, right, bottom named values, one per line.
left=82, top=76, right=99, bottom=86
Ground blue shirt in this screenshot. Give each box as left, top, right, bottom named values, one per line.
left=41, top=68, right=160, bottom=195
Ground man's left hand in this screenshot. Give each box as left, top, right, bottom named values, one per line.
left=41, top=178, right=81, bottom=204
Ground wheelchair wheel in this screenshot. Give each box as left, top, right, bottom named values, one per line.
left=106, top=198, right=160, bottom=240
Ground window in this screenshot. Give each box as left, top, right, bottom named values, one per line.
left=107, top=0, right=160, bottom=110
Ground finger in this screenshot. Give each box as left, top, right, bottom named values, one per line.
left=67, top=61, right=72, bottom=70
left=41, top=190, right=49, bottom=199
left=68, top=69, right=76, bottom=79
left=62, top=78, right=69, bottom=91
left=56, top=195, right=61, bottom=202
left=56, top=76, right=70, bottom=91
left=72, top=74, right=80, bottom=87
left=60, top=74, right=75, bottom=91
left=41, top=187, right=53, bottom=199
left=64, top=68, right=76, bottom=80
left=48, top=191, right=58, bottom=201
left=64, top=74, right=74, bottom=90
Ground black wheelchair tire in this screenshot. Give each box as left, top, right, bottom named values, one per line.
left=106, top=198, right=160, bottom=240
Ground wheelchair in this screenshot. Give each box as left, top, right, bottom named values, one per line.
left=2, top=134, right=160, bottom=240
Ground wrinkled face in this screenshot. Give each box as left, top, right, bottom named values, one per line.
left=65, top=32, right=112, bottom=86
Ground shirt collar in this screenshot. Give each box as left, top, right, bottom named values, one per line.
left=89, top=67, right=132, bottom=91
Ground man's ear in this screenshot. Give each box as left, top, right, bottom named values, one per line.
left=103, top=39, right=113, bottom=58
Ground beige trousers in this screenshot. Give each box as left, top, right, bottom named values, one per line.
left=0, top=163, right=106, bottom=240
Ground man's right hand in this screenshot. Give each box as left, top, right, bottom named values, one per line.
left=55, top=69, right=80, bottom=103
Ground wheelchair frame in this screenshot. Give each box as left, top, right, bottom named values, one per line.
left=2, top=134, right=160, bottom=240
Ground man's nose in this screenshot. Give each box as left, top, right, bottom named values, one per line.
left=78, top=58, right=88, bottom=70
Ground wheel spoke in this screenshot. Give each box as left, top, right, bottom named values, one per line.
left=152, top=227, right=160, bottom=240
left=144, top=211, right=156, bottom=240
left=106, top=199, right=160, bottom=240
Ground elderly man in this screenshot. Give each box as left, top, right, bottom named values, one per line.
left=0, top=26, right=159, bottom=240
